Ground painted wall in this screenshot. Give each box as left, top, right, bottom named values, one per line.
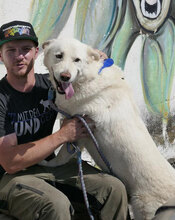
left=0, top=0, right=175, bottom=160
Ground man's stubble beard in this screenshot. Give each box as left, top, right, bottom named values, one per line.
left=13, top=58, right=35, bottom=79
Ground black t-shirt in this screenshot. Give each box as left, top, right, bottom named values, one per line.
left=0, top=73, right=57, bottom=174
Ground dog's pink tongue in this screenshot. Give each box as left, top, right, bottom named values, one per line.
left=61, top=82, right=74, bottom=99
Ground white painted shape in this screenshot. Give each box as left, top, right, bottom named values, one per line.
left=59, top=0, right=78, bottom=38
left=0, top=0, right=32, bottom=26
left=124, top=35, right=148, bottom=117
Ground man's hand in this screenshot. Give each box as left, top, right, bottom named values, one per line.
left=59, top=116, right=95, bottom=143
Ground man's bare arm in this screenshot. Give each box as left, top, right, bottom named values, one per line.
left=0, top=117, right=91, bottom=174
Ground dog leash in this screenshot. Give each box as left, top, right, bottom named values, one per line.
left=67, top=142, right=95, bottom=220
left=48, top=87, right=114, bottom=174
left=74, top=114, right=114, bottom=174
left=48, top=88, right=114, bottom=220
left=48, top=89, right=94, bottom=219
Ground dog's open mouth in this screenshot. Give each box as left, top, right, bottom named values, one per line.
left=54, top=75, right=74, bottom=99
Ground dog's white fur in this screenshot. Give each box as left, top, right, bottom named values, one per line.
left=42, top=37, right=175, bottom=220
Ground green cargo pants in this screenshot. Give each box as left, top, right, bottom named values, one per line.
left=0, top=159, right=128, bottom=220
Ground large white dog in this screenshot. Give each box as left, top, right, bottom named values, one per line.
left=42, top=37, right=175, bottom=220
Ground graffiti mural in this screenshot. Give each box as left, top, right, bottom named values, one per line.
left=0, top=0, right=175, bottom=160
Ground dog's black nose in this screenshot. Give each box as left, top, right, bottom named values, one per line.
left=60, top=72, right=71, bottom=82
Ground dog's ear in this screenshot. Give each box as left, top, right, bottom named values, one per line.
left=87, top=47, right=100, bottom=61
left=42, top=40, right=53, bottom=49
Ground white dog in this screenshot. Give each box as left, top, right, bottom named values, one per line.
left=42, top=37, right=175, bottom=220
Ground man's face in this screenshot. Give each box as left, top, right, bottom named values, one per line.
left=0, top=39, right=39, bottom=78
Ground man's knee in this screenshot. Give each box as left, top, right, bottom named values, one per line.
left=4, top=176, right=73, bottom=219
left=95, top=174, right=128, bottom=220
left=33, top=198, right=73, bottom=220
left=99, top=174, right=127, bottom=200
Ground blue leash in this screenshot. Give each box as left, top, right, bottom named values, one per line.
left=49, top=100, right=95, bottom=219
left=49, top=90, right=114, bottom=220
left=48, top=87, right=113, bottom=174
left=49, top=99, right=114, bottom=175
left=69, top=143, right=94, bottom=220
left=74, top=114, right=113, bottom=175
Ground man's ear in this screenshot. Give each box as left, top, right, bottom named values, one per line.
left=87, top=47, right=100, bottom=62
left=0, top=50, right=3, bottom=62
left=34, top=47, right=39, bottom=60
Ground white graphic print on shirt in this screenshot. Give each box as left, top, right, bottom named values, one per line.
left=8, top=99, right=53, bottom=136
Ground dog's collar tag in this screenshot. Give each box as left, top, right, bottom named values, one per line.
left=98, top=58, right=114, bottom=74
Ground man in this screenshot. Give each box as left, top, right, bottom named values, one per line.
left=0, top=20, right=128, bottom=220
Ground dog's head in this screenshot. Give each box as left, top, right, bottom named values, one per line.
left=42, top=37, right=100, bottom=100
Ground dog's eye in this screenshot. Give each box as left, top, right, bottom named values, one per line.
left=55, top=54, right=63, bottom=59
left=74, top=58, right=81, bottom=62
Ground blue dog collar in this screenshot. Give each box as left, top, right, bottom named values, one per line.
left=98, top=58, right=114, bottom=74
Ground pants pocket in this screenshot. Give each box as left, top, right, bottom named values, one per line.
left=15, top=183, right=44, bottom=196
